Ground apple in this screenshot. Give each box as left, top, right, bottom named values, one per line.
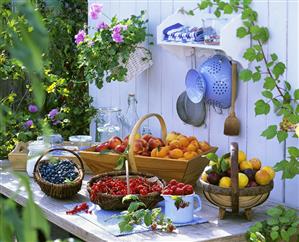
left=142, top=134, right=153, bottom=142
left=148, top=138, right=164, bottom=151
left=114, top=144, right=126, bottom=153
left=108, top=136, right=122, bottom=149
left=95, top=142, right=109, bottom=152
left=198, top=141, right=210, bottom=152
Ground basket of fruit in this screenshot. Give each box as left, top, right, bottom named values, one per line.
left=200, top=142, right=274, bottom=220
left=33, top=148, right=84, bottom=199
left=87, top=170, right=165, bottom=210
left=80, top=113, right=217, bottom=186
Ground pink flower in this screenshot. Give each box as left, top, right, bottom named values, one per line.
left=113, top=24, right=127, bottom=32
left=89, top=3, right=103, bottom=19
left=97, top=21, right=109, bottom=30
left=112, top=31, right=123, bottom=43
left=74, top=30, right=86, bottom=45
left=24, top=120, right=33, bottom=128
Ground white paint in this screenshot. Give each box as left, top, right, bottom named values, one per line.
left=88, top=0, right=299, bottom=208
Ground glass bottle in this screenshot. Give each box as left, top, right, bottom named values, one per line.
left=95, top=107, right=122, bottom=142
left=122, top=94, right=139, bottom=137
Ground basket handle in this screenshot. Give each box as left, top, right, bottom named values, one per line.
left=128, top=113, right=167, bottom=172
left=33, top=148, right=85, bottom=174
left=230, top=142, right=239, bottom=213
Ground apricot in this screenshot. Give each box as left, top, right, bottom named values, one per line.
left=178, top=136, right=189, bottom=148
left=197, top=149, right=203, bottom=155
left=238, top=151, right=247, bottom=163
left=169, top=148, right=184, bottom=159
left=133, top=139, right=146, bottom=154
left=156, top=146, right=170, bottom=158
left=255, top=169, right=272, bottom=185
left=169, top=140, right=180, bottom=150
left=186, top=143, right=197, bottom=152
left=190, top=140, right=200, bottom=149
left=239, top=161, right=253, bottom=171
left=261, top=166, right=275, bottom=180
left=148, top=138, right=164, bottom=151
left=151, top=148, right=158, bottom=157
left=198, top=141, right=210, bottom=152
left=249, top=158, right=262, bottom=170
left=166, top=132, right=180, bottom=144
left=183, top=151, right=198, bottom=160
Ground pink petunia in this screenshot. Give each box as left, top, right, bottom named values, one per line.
left=97, top=21, right=109, bottom=30
left=89, top=3, right=103, bottom=19
left=74, top=30, right=86, bottom=45
left=112, top=31, right=123, bottom=43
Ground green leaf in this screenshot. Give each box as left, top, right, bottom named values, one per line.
left=239, top=69, right=252, bottom=81
left=128, top=201, right=146, bottom=212
left=214, top=9, right=221, bottom=17
left=243, top=48, right=256, bottom=61
left=277, top=130, right=288, bottom=143
left=263, top=77, right=276, bottom=90
left=144, top=210, right=152, bottom=226
left=122, top=195, right=139, bottom=204
left=270, top=231, right=279, bottom=240
left=255, top=99, right=270, bottom=115
left=294, top=89, right=299, bottom=100
left=252, top=72, right=261, bottom=82
left=267, top=207, right=283, bottom=217
left=272, top=62, right=286, bottom=78
left=288, top=147, right=299, bottom=157
left=115, top=157, right=125, bottom=170
left=220, top=158, right=229, bottom=172
left=261, top=90, right=273, bottom=99
left=237, top=27, right=248, bottom=38
left=204, top=153, right=218, bottom=162
left=267, top=218, right=278, bottom=226
left=280, top=229, right=289, bottom=241
left=274, top=159, right=288, bottom=172
left=224, top=4, right=233, bottom=14
left=284, top=81, right=291, bottom=91
left=261, top=125, right=277, bottom=139
left=287, top=227, right=297, bottom=237
left=271, top=53, right=278, bottom=61
left=119, top=221, right=133, bottom=232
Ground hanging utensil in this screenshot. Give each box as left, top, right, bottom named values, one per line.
left=176, top=91, right=189, bottom=123
left=224, top=62, right=240, bottom=136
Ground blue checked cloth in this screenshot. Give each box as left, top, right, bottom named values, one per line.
left=64, top=201, right=208, bottom=237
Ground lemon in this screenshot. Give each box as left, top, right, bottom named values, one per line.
left=201, top=172, right=208, bottom=182
left=219, top=177, right=231, bottom=188
left=262, top=166, right=275, bottom=180
left=238, top=173, right=249, bottom=188
left=295, top=124, right=299, bottom=137
left=238, top=151, right=247, bottom=163
left=239, top=161, right=253, bottom=171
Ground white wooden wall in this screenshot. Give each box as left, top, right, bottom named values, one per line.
left=88, top=0, right=299, bottom=208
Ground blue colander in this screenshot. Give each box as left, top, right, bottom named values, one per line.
left=199, top=54, right=232, bottom=109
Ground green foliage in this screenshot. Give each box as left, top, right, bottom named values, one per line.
left=204, top=153, right=229, bottom=174
left=247, top=205, right=299, bottom=242
left=192, top=0, right=299, bottom=179
left=0, top=1, right=96, bottom=158
left=0, top=173, right=50, bottom=242
left=77, top=11, right=151, bottom=89
left=106, top=195, right=174, bottom=233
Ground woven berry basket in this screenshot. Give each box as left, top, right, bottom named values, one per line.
left=200, top=143, right=273, bottom=220
left=33, top=148, right=84, bottom=199
left=87, top=170, right=166, bottom=210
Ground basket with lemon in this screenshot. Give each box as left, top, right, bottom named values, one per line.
left=200, top=142, right=274, bottom=220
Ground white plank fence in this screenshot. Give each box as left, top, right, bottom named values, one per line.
left=88, top=0, right=299, bottom=209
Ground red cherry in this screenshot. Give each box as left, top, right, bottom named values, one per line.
left=175, top=187, right=184, bottom=195
left=162, top=189, right=172, bottom=195
left=183, top=185, right=193, bottom=195
left=169, top=179, right=177, bottom=186
left=177, top=182, right=185, bottom=188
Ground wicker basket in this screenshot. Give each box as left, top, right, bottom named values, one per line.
left=200, top=142, right=273, bottom=220
left=124, top=46, right=153, bottom=81
left=87, top=171, right=166, bottom=210
left=33, top=148, right=84, bottom=199
left=80, top=113, right=217, bottom=186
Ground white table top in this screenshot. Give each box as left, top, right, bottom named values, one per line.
left=0, top=163, right=278, bottom=242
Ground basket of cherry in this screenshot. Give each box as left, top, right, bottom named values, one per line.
left=87, top=169, right=166, bottom=210
left=33, top=148, right=84, bottom=199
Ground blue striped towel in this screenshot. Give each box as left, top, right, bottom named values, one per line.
left=163, top=23, right=204, bottom=43
left=64, top=202, right=208, bottom=236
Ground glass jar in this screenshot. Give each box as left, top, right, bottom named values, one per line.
left=26, top=141, right=49, bottom=177
left=69, top=135, right=93, bottom=150
left=95, top=107, right=122, bottom=142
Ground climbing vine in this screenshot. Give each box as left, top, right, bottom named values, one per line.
left=188, top=0, right=299, bottom=179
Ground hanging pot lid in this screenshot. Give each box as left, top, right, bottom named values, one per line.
left=184, top=92, right=206, bottom=127
left=185, top=69, right=206, bottom=104
left=176, top=91, right=189, bottom=123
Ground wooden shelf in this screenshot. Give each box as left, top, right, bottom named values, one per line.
left=157, top=8, right=250, bottom=67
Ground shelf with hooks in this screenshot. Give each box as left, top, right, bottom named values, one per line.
left=157, top=8, right=250, bottom=68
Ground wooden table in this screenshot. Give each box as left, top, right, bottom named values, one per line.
left=0, top=164, right=278, bottom=242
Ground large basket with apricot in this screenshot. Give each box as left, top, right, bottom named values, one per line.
left=199, top=142, right=274, bottom=220
left=80, top=113, right=217, bottom=186
left=87, top=170, right=166, bottom=210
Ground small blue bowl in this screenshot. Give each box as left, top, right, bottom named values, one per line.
left=185, top=69, right=206, bottom=104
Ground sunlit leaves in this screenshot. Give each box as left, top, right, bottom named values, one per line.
left=237, top=26, right=248, bottom=38
left=255, top=99, right=270, bottom=115
left=239, top=69, right=252, bottom=81
left=261, top=125, right=277, bottom=139
left=263, top=77, right=276, bottom=90
left=272, top=62, right=286, bottom=79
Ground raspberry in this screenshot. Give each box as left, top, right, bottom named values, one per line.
left=166, top=224, right=175, bottom=232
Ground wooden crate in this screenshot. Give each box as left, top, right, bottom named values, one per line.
left=8, top=142, right=92, bottom=173
left=80, top=113, right=218, bottom=186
